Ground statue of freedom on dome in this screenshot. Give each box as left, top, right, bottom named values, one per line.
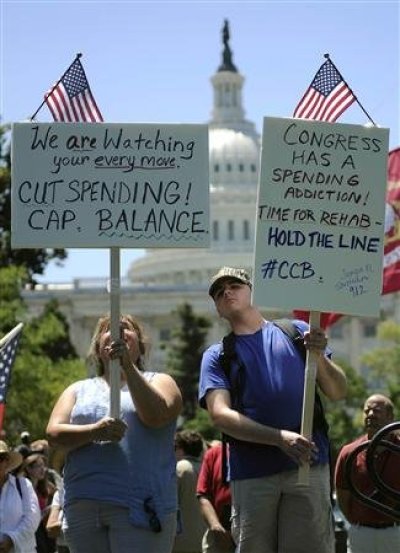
left=219, top=19, right=237, bottom=72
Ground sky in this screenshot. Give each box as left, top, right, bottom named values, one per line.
left=1, top=0, right=399, bottom=283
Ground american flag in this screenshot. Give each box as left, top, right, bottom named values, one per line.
left=293, top=58, right=355, bottom=122
left=0, top=324, right=23, bottom=432
left=45, top=57, right=103, bottom=122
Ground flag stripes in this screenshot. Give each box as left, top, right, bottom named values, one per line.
left=45, top=57, right=103, bottom=122
left=293, top=58, right=355, bottom=123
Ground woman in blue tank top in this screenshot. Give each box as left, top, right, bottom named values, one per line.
left=46, top=314, right=182, bottom=553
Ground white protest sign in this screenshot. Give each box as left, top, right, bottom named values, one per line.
left=253, top=117, right=389, bottom=317
left=11, top=122, right=209, bottom=248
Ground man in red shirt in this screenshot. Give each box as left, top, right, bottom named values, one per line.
left=335, top=394, right=400, bottom=552
left=196, top=442, right=234, bottom=553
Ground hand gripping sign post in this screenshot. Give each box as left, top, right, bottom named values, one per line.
left=253, top=117, right=389, bottom=483
left=12, top=122, right=209, bottom=417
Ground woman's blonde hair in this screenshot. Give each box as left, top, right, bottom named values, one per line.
left=87, top=314, right=149, bottom=375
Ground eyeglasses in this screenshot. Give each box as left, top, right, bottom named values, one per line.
left=0, top=454, right=9, bottom=463
left=213, top=280, right=244, bottom=300
left=143, top=497, right=162, bottom=533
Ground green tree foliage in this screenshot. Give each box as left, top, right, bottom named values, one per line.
left=361, top=319, right=400, bottom=420
left=164, top=303, right=211, bottom=420
left=0, top=266, right=86, bottom=443
left=0, top=124, right=66, bottom=283
left=323, top=359, right=368, bottom=461
left=28, top=299, right=77, bottom=361
left=0, top=265, right=27, bottom=332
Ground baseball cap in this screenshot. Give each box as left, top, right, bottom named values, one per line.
left=208, top=267, right=252, bottom=298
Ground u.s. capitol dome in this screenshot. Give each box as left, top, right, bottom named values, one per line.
left=127, top=22, right=260, bottom=287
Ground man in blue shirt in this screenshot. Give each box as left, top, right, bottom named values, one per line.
left=199, top=267, right=347, bottom=553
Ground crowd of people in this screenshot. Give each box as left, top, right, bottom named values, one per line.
left=0, top=267, right=399, bottom=553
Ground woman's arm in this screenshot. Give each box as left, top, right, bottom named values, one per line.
left=107, top=334, right=182, bottom=428
left=46, top=383, right=126, bottom=450
left=123, top=364, right=182, bottom=428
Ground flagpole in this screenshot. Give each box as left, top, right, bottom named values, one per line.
left=29, top=53, right=83, bottom=121
left=0, top=323, right=24, bottom=349
left=324, top=53, right=376, bottom=126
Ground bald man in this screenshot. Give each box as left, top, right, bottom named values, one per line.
left=335, top=394, right=400, bottom=553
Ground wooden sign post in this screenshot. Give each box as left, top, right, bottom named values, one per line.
left=298, top=310, right=320, bottom=484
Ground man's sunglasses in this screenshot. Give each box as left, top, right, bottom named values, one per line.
left=212, top=280, right=244, bottom=300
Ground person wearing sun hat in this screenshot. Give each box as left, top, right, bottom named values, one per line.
left=0, top=441, right=23, bottom=473
left=0, top=440, right=40, bottom=553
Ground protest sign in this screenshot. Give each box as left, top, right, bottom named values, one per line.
left=11, top=122, right=209, bottom=248
left=253, top=117, right=389, bottom=317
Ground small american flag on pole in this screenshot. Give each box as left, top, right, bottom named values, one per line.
left=293, top=57, right=355, bottom=122
left=0, top=323, right=23, bottom=432
left=45, top=56, right=103, bottom=122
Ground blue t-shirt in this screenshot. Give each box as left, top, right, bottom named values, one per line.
left=198, top=320, right=330, bottom=480
left=64, top=375, right=177, bottom=529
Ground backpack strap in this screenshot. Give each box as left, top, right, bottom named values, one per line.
left=15, top=476, right=23, bottom=499
left=220, top=332, right=245, bottom=412
left=220, top=332, right=236, bottom=378
left=219, top=332, right=247, bottom=483
left=272, top=318, right=306, bottom=361
left=221, top=433, right=229, bottom=484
